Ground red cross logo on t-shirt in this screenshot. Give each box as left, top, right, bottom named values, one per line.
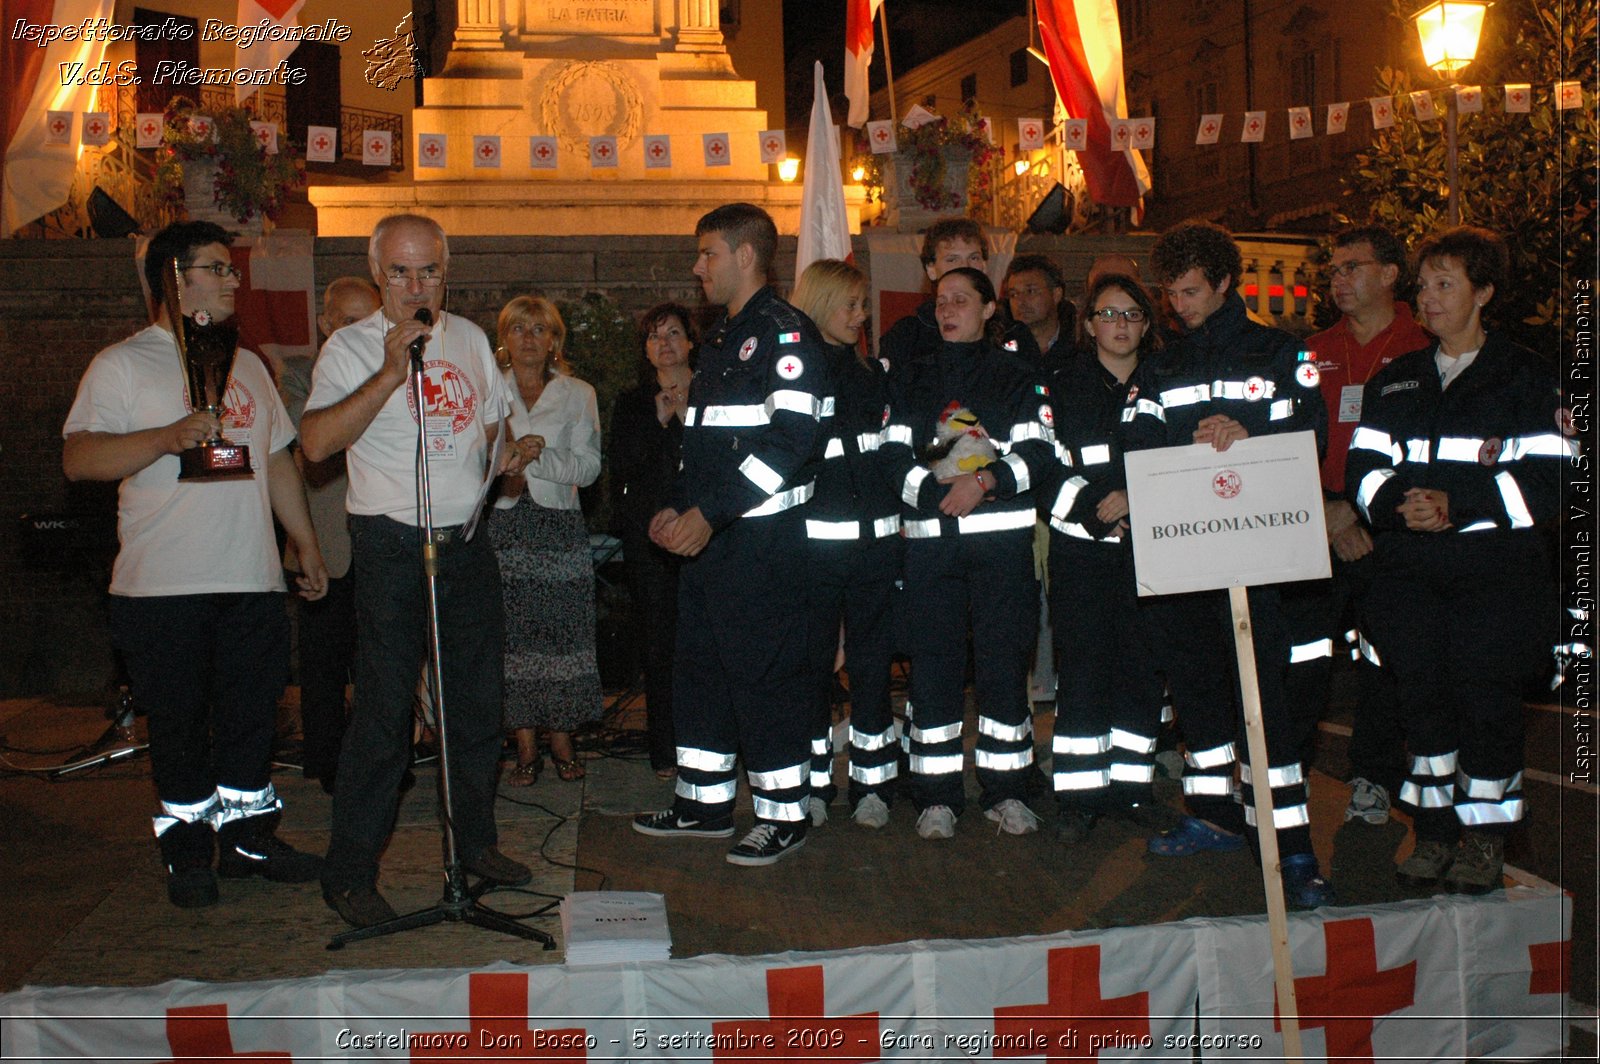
left=406, top=360, right=480, bottom=434
left=1276, top=917, right=1416, bottom=1062
left=993, top=945, right=1151, bottom=1060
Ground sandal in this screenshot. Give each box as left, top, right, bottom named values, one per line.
left=508, top=760, right=540, bottom=787
left=553, top=756, right=587, bottom=782
left=1147, top=816, right=1245, bottom=857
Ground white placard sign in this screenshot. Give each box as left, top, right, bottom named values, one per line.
left=1125, top=431, right=1330, bottom=596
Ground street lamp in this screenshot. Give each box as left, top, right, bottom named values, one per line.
left=1411, top=1, right=1490, bottom=223
left=778, top=156, right=800, bottom=183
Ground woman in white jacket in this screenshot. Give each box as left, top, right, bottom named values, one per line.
left=490, top=296, right=603, bottom=783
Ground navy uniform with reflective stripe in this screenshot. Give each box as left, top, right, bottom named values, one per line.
left=802, top=343, right=903, bottom=812
left=881, top=338, right=1057, bottom=815
left=879, top=299, right=1042, bottom=370
left=1346, top=332, right=1569, bottom=841
left=669, top=286, right=831, bottom=830
left=1043, top=350, right=1163, bottom=814
left=1119, top=292, right=1328, bottom=854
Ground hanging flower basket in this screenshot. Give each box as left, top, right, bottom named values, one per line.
left=154, top=95, right=302, bottom=231
left=882, top=146, right=972, bottom=230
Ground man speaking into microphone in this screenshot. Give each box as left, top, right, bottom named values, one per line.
left=301, top=213, right=537, bottom=928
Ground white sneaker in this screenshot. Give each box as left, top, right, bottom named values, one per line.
left=985, top=799, right=1041, bottom=835
left=916, top=805, right=956, bottom=839
left=852, top=794, right=890, bottom=829
left=1345, top=778, right=1391, bottom=825
left=807, top=796, right=829, bottom=827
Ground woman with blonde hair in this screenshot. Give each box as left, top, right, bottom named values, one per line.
left=490, top=296, right=603, bottom=783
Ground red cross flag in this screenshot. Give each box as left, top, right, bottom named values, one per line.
left=1369, top=96, right=1395, bottom=129
left=1287, top=106, right=1313, bottom=141
left=845, top=0, right=883, bottom=127
left=1017, top=118, right=1046, bottom=151
left=362, top=129, right=392, bottom=167
left=994, top=944, right=1153, bottom=1061
left=759, top=129, right=786, bottom=164
left=1557, top=80, right=1583, bottom=110
left=1410, top=89, right=1439, bottom=122
left=1505, top=83, right=1531, bottom=113
left=1326, top=102, right=1350, bottom=134
left=1195, top=114, right=1222, bottom=145
left=190, top=115, right=215, bottom=141
left=159, top=1003, right=291, bottom=1063
left=82, top=112, right=111, bottom=147
left=305, top=125, right=337, bottom=163
left=1456, top=86, right=1483, bottom=113
left=1241, top=110, right=1266, bottom=143
left=135, top=113, right=164, bottom=149
left=589, top=135, right=618, bottom=168
left=44, top=112, right=73, bottom=146
left=643, top=134, right=671, bottom=169
left=865, top=119, right=897, bottom=154
left=472, top=135, right=502, bottom=169
left=1062, top=118, right=1087, bottom=150
left=405, top=972, right=588, bottom=1062
left=234, top=0, right=308, bottom=104
left=1130, top=118, right=1154, bottom=150
left=702, top=132, right=731, bottom=167
left=710, top=966, right=879, bottom=1064
left=417, top=134, right=447, bottom=169
left=250, top=121, right=278, bottom=155
left=1110, top=117, right=1134, bottom=148
left=1274, top=919, right=1419, bottom=1064
left=529, top=136, right=558, bottom=169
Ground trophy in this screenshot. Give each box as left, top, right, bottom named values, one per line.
left=163, top=258, right=252, bottom=480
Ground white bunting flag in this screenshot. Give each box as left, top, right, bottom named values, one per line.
left=1327, top=102, right=1349, bottom=134
left=1195, top=114, right=1223, bottom=145
left=901, top=103, right=939, bottom=129
left=702, top=132, right=731, bottom=167
left=1410, top=90, right=1439, bottom=121
left=1557, top=81, right=1582, bottom=110
left=43, top=112, right=72, bottom=146
left=1456, top=86, right=1483, bottom=113
left=1109, top=118, right=1134, bottom=150
left=1369, top=96, right=1396, bottom=129
left=1062, top=118, right=1087, bottom=151
left=529, top=136, right=558, bottom=169
left=81, top=112, right=110, bottom=146
left=1504, top=84, right=1531, bottom=113
left=643, top=134, right=671, bottom=169
left=362, top=129, right=392, bottom=167
left=589, top=135, right=618, bottom=168
left=190, top=115, right=214, bottom=142
left=306, top=125, right=337, bottom=163
left=472, top=135, right=501, bottom=169
left=1288, top=106, right=1313, bottom=140
left=249, top=121, right=278, bottom=154
left=1241, top=110, right=1266, bottom=142
left=1130, top=117, right=1155, bottom=150
left=865, top=119, right=897, bottom=154
left=416, top=133, right=446, bottom=169
left=1017, top=117, right=1045, bottom=151
left=135, top=113, right=164, bottom=149
left=759, top=129, right=786, bottom=164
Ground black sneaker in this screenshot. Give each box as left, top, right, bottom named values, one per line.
left=167, top=866, right=219, bottom=909
left=1055, top=808, right=1097, bottom=844
left=462, top=847, right=532, bottom=885
left=633, top=808, right=735, bottom=838
left=323, top=884, right=398, bottom=928
left=218, top=834, right=322, bottom=883
left=725, top=822, right=806, bottom=866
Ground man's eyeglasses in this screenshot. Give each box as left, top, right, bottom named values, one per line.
left=1090, top=307, right=1148, bottom=323
left=1328, top=260, right=1377, bottom=279
left=183, top=262, right=242, bottom=279
left=384, top=267, right=445, bottom=288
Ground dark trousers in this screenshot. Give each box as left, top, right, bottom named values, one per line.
left=622, top=530, right=680, bottom=772
left=295, top=571, right=355, bottom=780
left=672, top=512, right=813, bottom=826
left=804, top=533, right=902, bottom=807
left=323, top=515, right=506, bottom=892
left=903, top=530, right=1038, bottom=815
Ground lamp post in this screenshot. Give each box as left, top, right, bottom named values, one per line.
left=1411, top=1, right=1490, bottom=224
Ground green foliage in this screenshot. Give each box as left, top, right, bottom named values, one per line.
left=558, top=292, right=640, bottom=530
left=1338, top=0, right=1596, bottom=353
left=154, top=96, right=303, bottom=224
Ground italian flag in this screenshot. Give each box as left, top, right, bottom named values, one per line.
left=235, top=0, right=308, bottom=104
left=844, top=0, right=882, bottom=128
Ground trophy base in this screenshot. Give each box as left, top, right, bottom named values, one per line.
left=179, top=443, right=254, bottom=481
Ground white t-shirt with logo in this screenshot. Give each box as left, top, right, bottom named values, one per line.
left=62, top=324, right=293, bottom=597
left=306, top=310, right=507, bottom=527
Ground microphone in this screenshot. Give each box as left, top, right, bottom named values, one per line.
left=408, top=308, right=433, bottom=361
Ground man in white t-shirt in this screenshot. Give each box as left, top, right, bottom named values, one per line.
left=63, top=221, right=329, bottom=910
left=302, top=213, right=538, bottom=928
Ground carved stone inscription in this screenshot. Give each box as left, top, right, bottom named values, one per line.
left=540, top=61, right=644, bottom=153
left=525, top=1, right=657, bottom=34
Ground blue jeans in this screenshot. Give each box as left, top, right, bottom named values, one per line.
left=323, top=515, right=506, bottom=892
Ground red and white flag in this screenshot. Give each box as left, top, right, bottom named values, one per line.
left=362, top=129, right=392, bottom=167
left=472, top=136, right=501, bottom=168
left=1326, top=103, right=1349, bottom=134
left=589, top=136, right=618, bottom=168
left=306, top=125, right=337, bottom=162
left=702, top=132, right=731, bottom=167
left=1195, top=113, right=1223, bottom=145
left=416, top=133, right=447, bottom=169
left=1017, top=118, right=1046, bottom=151
left=1556, top=81, right=1582, bottom=110
left=845, top=0, right=883, bottom=128
left=1287, top=106, right=1313, bottom=140
left=1370, top=96, right=1395, bottom=129
left=865, top=119, right=897, bottom=154
left=1062, top=118, right=1088, bottom=150
left=1456, top=86, right=1483, bottom=114
left=1035, top=0, right=1148, bottom=208
left=643, top=134, right=672, bottom=169
left=1504, top=84, right=1531, bottom=113
left=250, top=121, right=278, bottom=154
left=759, top=130, right=787, bottom=165
left=135, top=113, right=165, bottom=149
left=795, top=62, right=852, bottom=279
left=234, top=0, right=308, bottom=104
left=81, top=112, right=111, bottom=147
left=529, top=136, right=558, bottom=169
left=1410, top=90, right=1439, bottom=122
left=1109, top=117, right=1134, bottom=149
left=1241, top=110, right=1266, bottom=142
left=190, top=115, right=215, bottom=141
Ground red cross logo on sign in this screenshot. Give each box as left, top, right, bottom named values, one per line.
left=1025, top=124, right=1039, bottom=139
left=425, top=140, right=440, bottom=157
left=315, top=134, right=331, bottom=151
left=143, top=121, right=159, bottom=137
left=1294, top=114, right=1307, bottom=128
left=1137, top=124, right=1150, bottom=138
left=710, top=139, right=725, bottom=156
left=1213, top=470, right=1242, bottom=498
left=536, top=143, right=552, bottom=159
left=1204, top=122, right=1217, bottom=135
left=369, top=138, right=384, bottom=154
left=479, top=142, right=495, bottom=159
left=1115, top=126, right=1129, bottom=142
left=992, top=945, right=1151, bottom=1060
left=194, top=120, right=212, bottom=137
left=765, top=137, right=779, bottom=154
left=408, top=973, right=589, bottom=1060
left=255, top=126, right=271, bottom=145
left=651, top=142, right=665, bottom=157
left=1561, top=85, right=1580, bottom=106
left=597, top=143, right=612, bottom=158
left=1248, top=119, right=1261, bottom=133
left=1377, top=105, right=1389, bottom=118
left=709, top=966, right=879, bottom=1062
left=873, top=127, right=889, bottom=143
left=50, top=118, right=66, bottom=135
left=156, top=1003, right=290, bottom=1062
left=88, top=119, right=104, bottom=135
left=1512, top=90, right=1526, bottom=104
left=1275, top=917, right=1416, bottom=1063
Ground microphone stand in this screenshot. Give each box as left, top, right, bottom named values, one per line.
left=330, top=313, right=553, bottom=950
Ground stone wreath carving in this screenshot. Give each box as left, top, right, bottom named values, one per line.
left=539, top=61, right=644, bottom=158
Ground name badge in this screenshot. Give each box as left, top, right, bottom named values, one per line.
left=1338, top=384, right=1363, bottom=423
left=425, top=415, right=458, bottom=458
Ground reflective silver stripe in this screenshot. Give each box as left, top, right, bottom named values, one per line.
left=849, top=761, right=898, bottom=784
left=1289, top=637, right=1335, bottom=663
left=1186, top=741, right=1237, bottom=770
left=684, top=406, right=698, bottom=426
left=1495, top=470, right=1536, bottom=528
left=745, top=482, right=814, bottom=516
left=1268, top=399, right=1294, bottom=421
left=820, top=396, right=836, bottom=417
left=1357, top=634, right=1383, bottom=667
left=1183, top=774, right=1234, bottom=796
left=902, top=466, right=931, bottom=506
left=770, top=389, right=823, bottom=418
left=1048, top=518, right=1097, bottom=539
left=1459, top=770, right=1523, bottom=800
left=883, top=424, right=914, bottom=447
left=1010, top=422, right=1053, bottom=447
left=1109, top=762, right=1156, bottom=783
left=1399, top=781, right=1453, bottom=808
left=872, top=515, right=901, bottom=537
left=699, top=403, right=770, bottom=427
left=1050, top=477, right=1087, bottom=522
left=1054, top=768, right=1110, bottom=791
left=1160, top=702, right=1174, bottom=724
left=1053, top=733, right=1111, bottom=756
left=1161, top=384, right=1211, bottom=408
left=1406, top=438, right=1431, bottom=463
left=153, top=794, right=223, bottom=836
left=823, top=437, right=846, bottom=459
left=975, top=747, right=1034, bottom=770
left=810, top=769, right=833, bottom=787
left=747, top=763, right=807, bottom=790
left=1243, top=802, right=1310, bottom=829
left=1355, top=468, right=1395, bottom=520
left=855, top=430, right=885, bottom=452
left=1434, top=435, right=1486, bottom=462
left=910, top=721, right=962, bottom=744
left=679, top=746, right=738, bottom=772
left=959, top=509, right=1036, bottom=534
left=978, top=715, right=1032, bottom=742
left=811, top=737, right=832, bottom=756
left=1351, top=426, right=1402, bottom=463
left=215, top=783, right=281, bottom=825
left=1078, top=443, right=1112, bottom=466
left=676, top=778, right=738, bottom=804
left=1213, top=378, right=1277, bottom=400
left=1109, top=728, right=1157, bottom=755
left=1505, top=432, right=1580, bottom=460
left=1456, top=796, right=1525, bottom=825
left=806, top=518, right=860, bottom=540
left=1457, top=519, right=1498, bottom=533
left=910, top=753, right=965, bottom=775
left=1409, top=751, right=1458, bottom=777
left=1001, top=451, right=1031, bottom=492
left=739, top=453, right=785, bottom=494
left=752, top=796, right=808, bottom=822
left=1134, top=397, right=1167, bottom=420
left=1239, top=762, right=1305, bottom=788
left=851, top=724, right=898, bottom=751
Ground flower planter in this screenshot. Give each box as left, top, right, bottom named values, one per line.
left=882, top=147, right=971, bottom=231
left=181, top=160, right=263, bottom=234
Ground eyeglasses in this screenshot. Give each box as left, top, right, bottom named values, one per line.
left=383, top=267, right=445, bottom=288
left=1328, top=260, right=1378, bottom=279
left=1090, top=307, right=1148, bottom=323
left=183, top=262, right=242, bottom=279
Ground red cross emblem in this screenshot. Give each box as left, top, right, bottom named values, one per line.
left=314, top=134, right=330, bottom=151
left=1512, top=90, right=1526, bottom=103
left=597, top=142, right=612, bottom=159
left=536, top=142, right=552, bottom=159
left=765, top=137, right=779, bottom=154
left=1114, top=126, right=1129, bottom=142
left=650, top=142, right=665, bottom=158
left=1529, top=937, right=1570, bottom=996
left=1296, top=362, right=1321, bottom=387
left=1294, top=114, right=1307, bottom=128
left=709, top=966, right=878, bottom=1062
left=194, top=120, right=212, bottom=136
left=1377, top=105, right=1389, bottom=118
left=1213, top=470, right=1242, bottom=498
left=1247, top=118, right=1261, bottom=133
left=156, top=1003, right=290, bottom=1062
left=50, top=118, right=66, bottom=135
left=88, top=118, right=104, bottom=135
left=142, top=120, right=159, bottom=137
left=1561, top=84, right=1580, bottom=105
left=992, top=945, right=1150, bottom=1060
left=479, top=142, right=496, bottom=159
left=424, top=140, right=440, bottom=157
left=1462, top=90, right=1479, bottom=104
left=369, top=138, right=385, bottom=154
left=1136, top=124, right=1150, bottom=138
left=1244, top=377, right=1264, bottom=399
left=407, top=973, right=588, bottom=1060
left=1478, top=436, right=1503, bottom=466
left=873, top=127, right=889, bottom=143
left=406, top=361, right=479, bottom=433
left=1203, top=122, right=1216, bottom=134
left=709, top=139, right=726, bottom=156
left=1038, top=404, right=1053, bottom=427
left=255, top=126, right=270, bottom=145
left=1276, top=917, right=1416, bottom=1063
left=1024, top=124, right=1039, bottom=139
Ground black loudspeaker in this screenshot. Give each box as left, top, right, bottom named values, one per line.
left=88, top=187, right=142, bottom=238
left=1025, top=182, right=1071, bottom=235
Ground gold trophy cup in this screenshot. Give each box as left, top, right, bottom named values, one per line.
left=164, top=259, right=252, bottom=481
